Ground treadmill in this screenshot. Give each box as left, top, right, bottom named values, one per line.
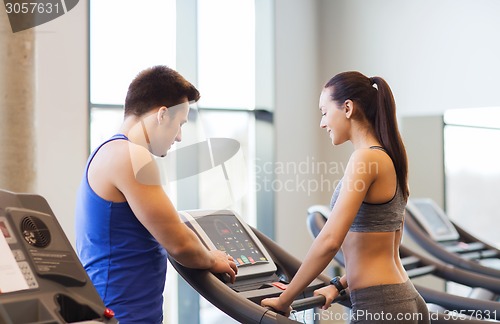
left=0, top=189, right=117, bottom=324
left=307, top=205, right=500, bottom=323
left=405, top=198, right=500, bottom=278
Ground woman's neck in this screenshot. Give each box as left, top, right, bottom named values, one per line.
left=350, top=122, right=380, bottom=149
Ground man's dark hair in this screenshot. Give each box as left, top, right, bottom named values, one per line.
left=124, top=65, right=200, bottom=116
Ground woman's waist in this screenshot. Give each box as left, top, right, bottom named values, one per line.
left=345, top=259, right=408, bottom=291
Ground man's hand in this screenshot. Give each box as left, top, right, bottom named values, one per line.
left=208, top=250, right=238, bottom=284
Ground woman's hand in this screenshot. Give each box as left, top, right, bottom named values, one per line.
left=260, top=297, right=292, bottom=317
left=314, top=285, right=339, bottom=310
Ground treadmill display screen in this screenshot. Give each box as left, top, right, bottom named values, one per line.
left=195, top=214, right=268, bottom=267
left=414, top=202, right=454, bottom=237
left=409, top=200, right=460, bottom=242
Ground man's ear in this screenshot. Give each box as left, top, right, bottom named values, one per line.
left=157, top=106, right=168, bottom=124
left=344, top=100, right=353, bottom=119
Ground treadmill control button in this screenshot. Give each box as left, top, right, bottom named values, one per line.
left=271, top=282, right=288, bottom=290
left=103, top=308, right=115, bottom=319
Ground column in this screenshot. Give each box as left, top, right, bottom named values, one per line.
left=0, top=9, right=36, bottom=193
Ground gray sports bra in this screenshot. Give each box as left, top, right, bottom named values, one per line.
left=329, top=146, right=406, bottom=232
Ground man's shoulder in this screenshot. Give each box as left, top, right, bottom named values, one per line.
left=95, top=140, right=150, bottom=163
left=97, top=140, right=160, bottom=186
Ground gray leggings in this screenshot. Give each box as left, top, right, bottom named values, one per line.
left=349, top=280, right=429, bottom=323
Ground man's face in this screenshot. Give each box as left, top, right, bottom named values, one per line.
left=152, top=101, right=190, bottom=157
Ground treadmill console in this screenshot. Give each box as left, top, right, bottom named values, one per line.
left=406, top=198, right=459, bottom=242
left=179, top=210, right=277, bottom=281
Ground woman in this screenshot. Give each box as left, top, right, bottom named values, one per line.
left=261, top=71, right=429, bottom=323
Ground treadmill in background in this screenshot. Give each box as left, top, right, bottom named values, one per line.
left=0, top=189, right=117, bottom=324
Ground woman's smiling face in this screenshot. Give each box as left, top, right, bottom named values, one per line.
left=319, top=87, right=350, bottom=146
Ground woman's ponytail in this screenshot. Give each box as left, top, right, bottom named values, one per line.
left=371, top=77, right=409, bottom=200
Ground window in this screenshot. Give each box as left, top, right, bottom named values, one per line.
left=90, top=0, right=176, bottom=106
left=197, top=0, right=255, bottom=109
left=444, top=107, right=500, bottom=248
left=89, top=0, right=176, bottom=150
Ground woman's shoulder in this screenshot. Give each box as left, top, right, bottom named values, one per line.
left=350, top=147, right=393, bottom=163
left=348, top=147, right=383, bottom=165
left=346, top=147, right=392, bottom=177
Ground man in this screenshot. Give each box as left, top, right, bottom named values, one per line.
left=76, top=66, right=237, bottom=323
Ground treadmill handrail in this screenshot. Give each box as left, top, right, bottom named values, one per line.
left=405, top=212, right=500, bottom=278
left=399, top=245, right=500, bottom=295
left=251, top=227, right=352, bottom=309
left=416, top=285, right=500, bottom=315
left=453, top=220, right=500, bottom=252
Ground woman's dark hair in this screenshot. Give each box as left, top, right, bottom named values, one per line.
left=124, top=65, right=200, bottom=116
left=325, top=71, right=409, bottom=200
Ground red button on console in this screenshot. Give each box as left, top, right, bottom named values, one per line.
left=103, top=308, right=115, bottom=319
left=271, top=282, right=288, bottom=290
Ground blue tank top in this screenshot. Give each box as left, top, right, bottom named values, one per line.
left=75, top=134, right=168, bottom=324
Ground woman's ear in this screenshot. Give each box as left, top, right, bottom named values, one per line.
left=344, top=100, right=353, bottom=119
